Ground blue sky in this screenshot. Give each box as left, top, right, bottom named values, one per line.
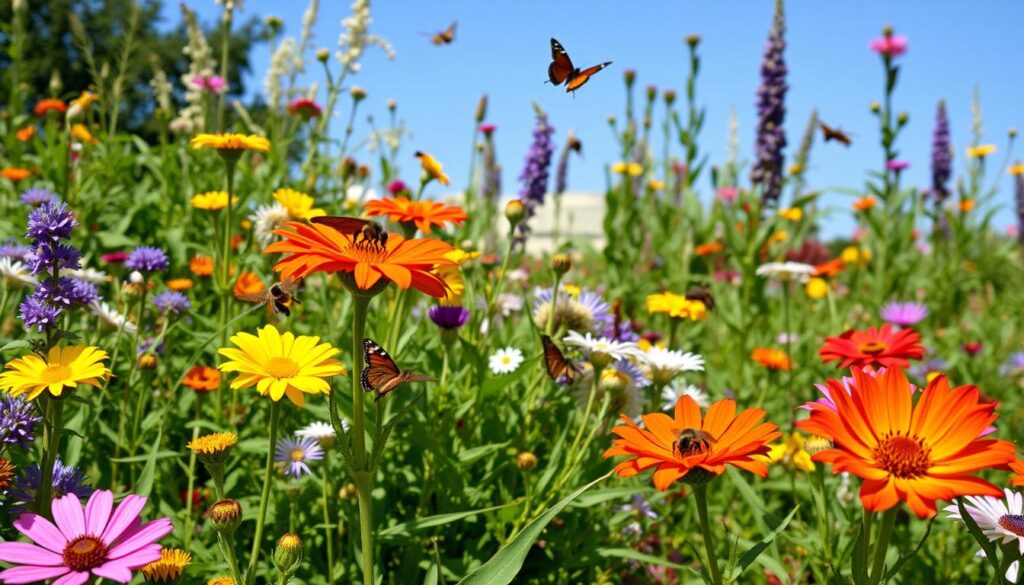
left=167, top=1, right=1024, bottom=235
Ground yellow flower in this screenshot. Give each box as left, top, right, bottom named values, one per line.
left=769, top=230, right=788, bottom=244
left=187, top=432, right=238, bottom=457
left=141, top=548, right=191, bottom=583
left=779, top=207, right=803, bottom=222
left=561, top=283, right=582, bottom=297
left=647, top=179, right=665, bottom=191
left=611, top=162, right=643, bottom=176
left=167, top=278, right=194, bottom=292
left=966, top=144, right=997, bottom=158
left=273, top=188, right=326, bottom=219
left=765, top=432, right=816, bottom=472
left=70, top=124, right=98, bottom=144
left=207, top=578, right=236, bottom=585
left=805, top=277, right=828, bottom=299
left=190, top=133, right=270, bottom=152
left=445, top=249, right=480, bottom=265
left=840, top=246, right=871, bottom=266
left=218, top=325, right=345, bottom=407
left=1009, top=163, right=1024, bottom=176
left=414, top=151, right=450, bottom=186
left=646, top=292, right=706, bottom=321
left=191, top=191, right=239, bottom=211
left=72, top=91, right=98, bottom=110
left=0, top=346, right=111, bottom=400
left=435, top=263, right=464, bottom=305
left=959, top=198, right=976, bottom=213
left=788, top=162, right=803, bottom=175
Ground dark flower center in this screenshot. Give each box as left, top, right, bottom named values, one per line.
left=875, top=434, right=930, bottom=478
left=860, top=341, right=887, bottom=355
left=63, top=535, right=108, bottom=571
left=998, top=515, right=1024, bottom=537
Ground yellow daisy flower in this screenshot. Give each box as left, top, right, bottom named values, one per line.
left=218, top=325, right=345, bottom=407
left=966, top=144, right=997, bottom=158
left=840, top=246, right=871, bottom=266
left=141, top=548, right=191, bottom=584
left=0, top=346, right=111, bottom=400
left=805, top=277, right=828, bottom=300
left=646, top=292, right=706, bottom=321
left=190, top=133, right=270, bottom=152
left=611, top=162, right=643, bottom=176
left=435, top=263, right=464, bottom=305
left=414, top=151, right=450, bottom=186
left=70, top=124, right=99, bottom=144
left=191, top=191, right=239, bottom=211
left=1008, top=163, right=1024, bottom=176
left=765, top=432, right=818, bottom=472
left=272, top=188, right=326, bottom=219
left=779, top=207, right=803, bottom=222
left=208, top=578, right=236, bottom=585
left=186, top=432, right=238, bottom=456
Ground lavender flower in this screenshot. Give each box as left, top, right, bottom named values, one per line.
left=26, top=202, right=78, bottom=243
left=274, top=436, right=324, bottom=477
left=428, top=305, right=470, bottom=330
left=33, top=277, right=96, bottom=308
left=153, top=291, right=192, bottom=315
left=879, top=301, right=928, bottom=327
left=0, top=395, right=41, bottom=449
left=0, top=241, right=33, bottom=261
left=137, top=337, right=165, bottom=356
left=8, top=459, right=94, bottom=510
left=18, top=295, right=62, bottom=332
left=931, top=101, right=952, bottom=204
left=620, top=493, right=658, bottom=520
left=25, top=242, right=81, bottom=275
left=125, top=246, right=169, bottom=273
left=750, top=0, right=788, bottom=206
left=516, top=111, right=555, bottom=241
left=19, top=187, right=59, bottom=207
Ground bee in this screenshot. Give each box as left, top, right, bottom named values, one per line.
left=685, top=285, right=716, bottom=311
left=427, top=21, right=457, bottom=46
left=671, top=428, right=716, bottom=459
left=818, top=121, right=852, bottom=146
left=237, top=277, right=302, bottom=316
left=311, top=216, right=389, bottom=247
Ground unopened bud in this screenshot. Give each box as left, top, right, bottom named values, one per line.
left=49, top=69, right=63, bottom=94
left=273, top=533, right=303, bottom=576
left=339, top=483, right=358, bottom=499
left=138, top=354, right=157, bottom=370
left=623, top=69, right=636, bottom=88
left=645, top=85, right=657, bottom=102
left=315, top=48, right=330, bottom=62
left=475, top=94, right=488, bottom=123
left=869, top=101, right=881, bottom=113
left=551, top=253, right=571, bottom=276
left=1010, top=127, right=1018, bottom=139
left=387, top=98, right=397, bottom=111
left=517, top=452, right=538, bottom=470
left=264, top=15, right=283, bottom=30
left=208, top=499, right=242, bottom=534
left=685, top=34, right=701, bottom=48
left=504, top=200, right=525, bottom=227
left=663, top=89, right=677, bottom=106
left=881, top=25, right=894, bottom=37
left=897, top=111, right=909, bottom=126
left=350, top=86, right=367, bottom=102
left=340, top=156, right=357, bottom=180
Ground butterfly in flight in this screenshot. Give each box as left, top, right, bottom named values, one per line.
left=236, top=277, right=302, bottom=316
left=541, top=335, right=583, bottom=384
left=361, top=338, right=435, bottom=401
left=818, top=121, right=852, bottom=146
left=547, top=38, right=612, bottom=94
left=427, top=21, right=457, bottom=45
left=311, top=216, right=389, bottom=247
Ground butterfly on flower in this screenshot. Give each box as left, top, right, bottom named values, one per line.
left=541, top=335, right=582, bottom=383
left=361, top=338, right=435, bottom=401
left=547, top=38, right=612, bottom=94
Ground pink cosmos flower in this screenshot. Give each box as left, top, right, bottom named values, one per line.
left=192, top=75, right=227, bottom=94
left=869, top=34, right=908, bottom=57
left=100, top=252, right=129, bottom=264
left=716, top=186, right=738, bottom=203
left=479, top=123, right=497, bottom=135
left=0, top=490, right=173, bottom=584
left=386, top=180, right=408, bottom=196
left=886, top=159, right=909, bottom=171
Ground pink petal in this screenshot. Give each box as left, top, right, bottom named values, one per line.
left=13, top=514, right=68, bottom=553
left=0, top=542, right=64, bottom=566
left=107, top=519, right=173, bottom=560
left=100, top=495, right=146, bottom=545
left=52, top=493, right=86, bottom=539
left=103, top=543, right=162, bottom=568
left=53, top=572, right=91, bottom=585
left=91, top=563, right=134, bottom=583
left=84, top=490, right=114, bottom=536
left=0, top=565, right=71, bottom=584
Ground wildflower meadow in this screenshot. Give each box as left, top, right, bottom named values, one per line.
left=3, top=1, right=1024, bottom=583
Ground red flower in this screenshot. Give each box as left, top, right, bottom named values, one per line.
left=819, top=324, right=924, bottom=370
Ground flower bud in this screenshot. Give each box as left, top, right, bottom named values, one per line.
left=869, top=101, right=881, bottom=113
left=1010, top=127, right=1018, bottom=139
left=685, top=34, right=701, bottom=47
left=339, top=156, right=357, bottom=180
left=516, top=452, right=538, bottom=470
left=357, top=164, right=370, bottom=180
left=273, top=533, right=303, bottom=576
left=623, top=69, right=636, bottom=88
left=504, top=200, right=525, bottom=227
left=350, top=86, right=367, bottom=102
left=129, top=270, right=144, bottom=284
left=475, top=94, right=488, bottom=123
left=897, top=111, right=909, bottom=126
left=49, top=69, right=63, bottom=95
left=663, top=89, right=677, bottom=106
left=138, top=353, right=157, bottom=370
left=264, top=15, right=283, bottom=30
left=339, top=483, right=358, bottom=499
left=551, top=253, right=571, bottom=276
left=881, top=24, right=894, bottom=37
left=208, top=499, right=242, bottom=534
left=387, top=98, right=397, bottom=111
left=316, top=48, right=330, bottom=62
left=645, top=85, right=657, bottom=102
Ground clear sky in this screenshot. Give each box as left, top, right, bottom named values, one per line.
left=165, top=1, right=1024, bottom=236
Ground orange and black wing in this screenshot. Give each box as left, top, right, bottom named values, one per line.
left=361, top=338, right=402, bottom=394
left=430, top=21, right=457, bottom=45
left=818, top=121, right=852, bottom=146
left=541, top=335, right=579, bottom=383
left=311, top=216, right=371, bottom=235
left=236, top=291, right=270, bottom=304
left=565, top=61, right=612, bottom=93
left=548, top=38, right=575, bottom=86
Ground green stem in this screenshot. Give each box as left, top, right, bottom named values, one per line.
left=694, top=484, right=724, bottom=585
left=246, top=400, right=281, bottom=585
left=347, top=294, right=375, bottom=585
left=867, top=508, right=897, bottom=585
left=183, top=396, right=201, bottom=548
left=35, top=398, right=65, bottom=517
left=322, top=449, right=336, bottom=585
left=546, top=273, right=563, bottom=337
left=218, top=532, right=245, bottom=585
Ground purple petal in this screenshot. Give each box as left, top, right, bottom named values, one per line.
left=106, top=519, right=173, bottom=560
left=52, top=493, right=86, bottom=539
left=13, top=513, right=68, bottom=553
left=100, top=495, right=146, bottom=545
left=85, top=490, right=114, bottom=536
left=53, top=572, right=92, bottom=585
left=96, top=544, right=163, bottom=578
left=91, top=562, right=134, bottom=583
left=0, top=565, right=72, bottom=584
left=0, top=542, right=64, bottom=566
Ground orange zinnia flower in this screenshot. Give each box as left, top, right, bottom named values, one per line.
left=853, top=195, right=877, bottom=211
left=183, top=365, right=220, bottom=391
left=190, top=255, right=214, bottom=276
left=2, top=168, right=31, bottom=181
left=694, top=242, right=724, bottom=257
left=814, top=258, right=845, bottom=278
left=167, top=278, right=194, bottom=292
left=33, top=98, right=68, bottom=117
left=365, top=197, right=467, bottom=234
left=15, top=126, right=37, bottom=142
left=751, top=347, right=790, bottom=370
left=819, top=324, right=924, bottom=370
left=233, top=271, right=265, bottom=298
left=605, top=396, right=781, bottom=489
left=265, top=221, right=455, bottom=298
left=797, top=367, right=1016, bottom=518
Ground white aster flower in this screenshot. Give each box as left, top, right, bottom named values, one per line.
left=0, top=257, right=38, bottom=288
left=489, top=347, right=524, bottom=375
left=642, top=347, right=704, bottom=385
left=660, top=384, right=709, bottom=411
left=755, top=261, right=816, bottom=282
left=296, top=420, right=345, bottom=447
left=945, top=489, right=1024, bottom=555
left=563, top=330, right=643, bottom=365
left=63, top=267, right=108, bottom=284
left=495, top=293, right=524, bottom=318
left=252, top=202, right=291, bottom=245
left=91, top=301, right=138, bottom=335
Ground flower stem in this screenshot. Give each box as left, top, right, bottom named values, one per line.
left=35, top=397, right=64, bottom=516
left=348, top=294, right=376, bottom=585
left=694, top=484, right=724, bottom=585
left=867, top=508, right=897, bottom=585
left=246, top=400, right=281, bottom=585
left=322, top=449, right=336, bottom=585
left=218, top=532, right=245, bottom=585
left=183, top=396, right=202, bottom=548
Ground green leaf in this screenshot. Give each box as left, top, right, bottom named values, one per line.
left=0, top=340, right=31, bottom=352
left=596, top=548, right=700, bottom=575
left=458, top=442, right=509, bottom=464
left=957, top=498, right=1002, bottom=575
left=570, top=486, right=655, bottom=508
left=729, top=505, right=799, bottom=579
left=377, top=503, right=512, bottom=543
left=134, top=429, right=162, bottom=497
left=456, top=471, right=611, bottom=585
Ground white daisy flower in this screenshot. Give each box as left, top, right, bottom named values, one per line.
left=660, top=384, right=709, bottom=411
left=489, top=347, right=524, bottom=375
left=91, top=301, right=138, bottom=335
left=495, top=293, right=524, bottom=318
left=563, top=330, right=643, bottom=365
left=252, top=202, right=291, bottom=245
left=0, top=258, right=38, bottom=288
left=945, top=489, right=1024, bottom=555
left=755, top=261, right=816, bottom=282
left=297, top=420, right=346, bottom=447
left=63, top=267, right=108, bottom=284
left=642, top=347, right=704, bottom=385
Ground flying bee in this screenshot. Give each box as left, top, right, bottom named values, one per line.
left=671, top=428, right=716, bottom=459
left=237, top=277, right=302, bottom=316
left=425, top=21, right=457, bottom=46
left=311, top=216, right=389, bottom=247
left=685, top=285, right=716, bottom=311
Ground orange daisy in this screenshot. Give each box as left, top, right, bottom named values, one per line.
left=167, top=278, right=194, bottom=292
left=183, top=366, right=220, bottom=391
left=1, top=168, right=31, bottom=181
left=15, top=126, right=37, bottom=142
left=365, top=197, right=467, bottom=234
left=819, top=324, right=924, bottom=370
left=1010, top=459, right=1024, bottom=488
left=33, top=98, right=68, bottom=117
left=265, top=221, right=455, bottom=298
left=797, top=367, right=1016, bottom=518
left=605, top=396, right=781, bottom=489
left=814, top=258, right=845, bottom=278
left=694, top=242, right=724, bottom=257
left=233, top=272, right=265, bottom=298
left=853, top=195, right=877, bottom=212
left=751, top=347, right=790, bottom=370
left=190, top=255, right=214, bottom=277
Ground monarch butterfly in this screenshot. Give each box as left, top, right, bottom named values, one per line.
left=236, top=277, right=302, bottom=316
left=361, top=338, right=435, bottom=401
left=311, top=216, right=389, bottom=247
left=541, top=335, right=582, bottom=383
left=428, top=21, right=457, bottom=45
left=818, top=121, right=852, bottom=146
left=547, top=38, right=612, bottom=94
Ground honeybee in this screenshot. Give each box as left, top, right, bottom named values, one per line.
left=685, top=285, right=716, bottom=311
left=311, top=216, right=389, bottom=247
left=671, top=428, right=716, bottom=458
left=237, top=277, right=302, bottom=316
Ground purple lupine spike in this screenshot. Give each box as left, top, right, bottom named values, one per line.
left=931, top=100, right=952, bottom=237
left=750, top=0, right=788, bottom=207
left=516, top=111, right=555, bottom=243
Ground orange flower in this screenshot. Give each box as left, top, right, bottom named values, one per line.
left=265, top=221, right=455, bottom=298
left=604, top=396, right=781, bottom=489
left=853, top=195, right=877, bottom=211
left=959, top=198, right=975, bottom=213
left=694, top=242, right=724, bottom=257
left=190, top=255, right=214, bottom=276
left=233, top=272, right=265, bottom=298
left=365, top=197, right=467, bottom=234
left=15, top=126, right=37, bottom=141
left=814, top=258, right=845, bottom=278
left=751, top=347, right=790, bottom=370
left=2, top=168, right=31, bottom=181
left=796, top=368, right=1016, bottom=518
left=183, top=366, right=220, bottom=391
left=1010, top=459, right=1024, bottom=488
left=167, top=278, right=194, bottom=292
left=33, top=98, right=68, bottom=117
left=819, top=324, right=924, bottom=370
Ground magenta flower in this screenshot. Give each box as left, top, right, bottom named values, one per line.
left=869, top=34, right=908, bottom=57
left=886, top=159, right=909, bottom=171
left=286, top=98, right=323, bottom=120
left=99, top=252, right=128, bottom=265
left=386, top=180, right=408, bottom=196
left=0, top=490, right=173, bottom=584
left=479, top=123, right=497, bottom=135
left=879, top=301, right=929, bottom=327
left=716, top=186, right=738, bottom=203
left=192, top=75, right=227, bottom=94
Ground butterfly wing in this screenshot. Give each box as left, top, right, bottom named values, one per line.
left=311, top=216, right=370, bottom=236
left=361, top=338, right=402, bottom=393
left=236, top=291, right=270, bottom=304
left=541, top=335, right=572, bottom=381
left=445, top=21, right=457, bottom=41
left=565, top=61, right=612, bottom=93
left=548, top=38, right=574, bottom=85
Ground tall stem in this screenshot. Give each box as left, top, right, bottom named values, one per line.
left=348, top=294, right=375, bottom=585
left=867, top=508, right=896, bottom=585
left=36, top=398, right=65, bottom=516
left=246, top=400, right=281, bottom=585
left=694, top=484, right=724, bottom=585
left=321, top=449, right=336, bottom=585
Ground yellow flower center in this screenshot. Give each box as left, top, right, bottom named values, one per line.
left=266, top=357, right=299, bottom=379
left=859, top=341, right=887, bottom=355
left=41, top=364, right=73, bottom=384
left=501, top=356, right=511, bottom=364
left=63, top=535, right=108, bottom=571
left=875, top=434, right=930, bottom=478
left=289, top=448, right=305, bottom=462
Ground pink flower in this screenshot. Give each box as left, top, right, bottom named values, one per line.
left=869, top=34, right=908, bottom=57
left=386, top=180, right=408, bottom=196
left=716, top=186, right=738, bottom=203
left=886, top=159, right=909, bottom=171
left=192, top=75, right=227, bottom=94
left=479, top=123, right=497, bottom=135
left=1007, top=225, right=1019, bottom=238
left=0, top=490, right=173, bottom=584
left=286, top=98, right=322, bottom=120
left=100, top=252, right=129, bottom=264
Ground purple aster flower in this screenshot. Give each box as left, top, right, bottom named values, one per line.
left=533, top=286, right=613, bottom=335
left=274, top=436, right=324, bottom=477
left=125, top=246, right=169, bottom=273
left=18, top=295, right=62, bottom=332
left=886, top=160, right=909, bottom=171
left=428, top=305, right=470, bottom=330
left=751, top=0, right=788, bottom=206
left=26, top=201, right=77, bottom=243
left=0, top=241, right=33, bottom=261
left=605, top=318, right=640, bottom=343
left=0, top=394, right=41, bottom=449
left=1000, top=351, right=1024, bottom=377
left=152, top=291, right=191, bottom=315
left=26, top=242, right=81, bottom=275
left=516, top=111, right=555, bottom=242
left=19, top=187, right=59, bottom=207
left=879, top=301, right=929, bottom=327
left=33, top=277, right=95, bottom=308
left=620, top=493, right=658, bottom=520
left=8, top=458, right=94, bottom=511
left=68, top=278, right=100, bottom=305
